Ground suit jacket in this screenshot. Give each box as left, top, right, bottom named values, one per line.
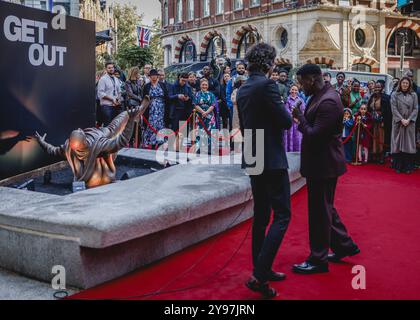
left=237, top=71, right=292, bottom=171
left=367, top=93, right=391, bottom=124
left=296, top=83, right=347, bottom=178
left=169, top=81, right=193, bottom=116
left=381, top=93, right=392, bottom=137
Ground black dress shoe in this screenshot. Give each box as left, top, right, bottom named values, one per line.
left=268, top=271, right=286, bottom=281
left=328, top=247, right=360, bottom=263
left=292, top=261, right=329, bottom=274
left=245, top=278, right=277, bottom=299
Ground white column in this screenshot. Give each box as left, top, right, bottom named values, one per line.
left=171, top=37, right=176, bottom=65
left=164, top=47, right=168, bottom=67
left=227, top=24, right=233, bottom=59
left=342, top=13, right=350, bottom=70
left=264, top=16, right=269, bottom=43
left=292, top=13, right=298, bottom=67
left=195, top=31, right=200, bottom=60
left=378, top=14, right=386, bottom=73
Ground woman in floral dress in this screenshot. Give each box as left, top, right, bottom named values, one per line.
left=142, top=69, right=168, bottom=149
left=193, top=78, right=217, bottom=153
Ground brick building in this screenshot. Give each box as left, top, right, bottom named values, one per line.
left=160, top=0, right=420, bottom=79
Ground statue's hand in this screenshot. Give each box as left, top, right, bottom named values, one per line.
left=127, top=106, right=140, bottom=120
left=140, top=95, right=150, bottom=112
left=34, top=131, right=47, bottom=143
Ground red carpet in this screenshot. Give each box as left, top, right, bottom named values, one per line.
left=71, top=164, right=420, bottom=300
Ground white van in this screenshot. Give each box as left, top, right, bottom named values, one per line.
left=325, top=70, right=395, bottom=95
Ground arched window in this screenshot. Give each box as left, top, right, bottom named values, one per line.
left=275, top=27, right=288, bottom=50
left=179, top=41, right=197, bottom=63
left=388, top=27, right=420, bottom=57
left=355, top=29, right=366, bottom=47
left=206, top=36, right=226, bottom=60
left=352, top=63, right=371, bottom=72
left=187, top=0, right=194, bottom=20
left=237, top=31, right=261, bottom=58
left=163, top=1, right=169, bottom=26
left=176, top=0, right=183, bottom=23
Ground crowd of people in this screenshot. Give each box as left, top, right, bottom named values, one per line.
left=330, top=71, right=419, bottom=174
left=95, top=59, right=419, bottom=173
left=92, top=48, right=418, bottom=298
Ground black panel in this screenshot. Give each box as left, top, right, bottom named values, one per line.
left=0, top=2, right=95, bottom=179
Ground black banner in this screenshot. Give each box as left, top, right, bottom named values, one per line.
left=0, top=2, right=95, bottom=179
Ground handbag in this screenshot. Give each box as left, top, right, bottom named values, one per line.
left=127, top=81, right=141, bottom=107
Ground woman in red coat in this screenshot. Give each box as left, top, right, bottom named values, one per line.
left=354, top=104, right=373, bottom=163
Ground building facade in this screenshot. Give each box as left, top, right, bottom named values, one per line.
left=17, top=0, right=81, bottom=16
left=160, top=0, right=420, bottom=79
left=79, top=0, right=118, bottom=55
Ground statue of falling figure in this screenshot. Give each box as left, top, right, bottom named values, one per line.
left=34, top=97, right=150, bottom=188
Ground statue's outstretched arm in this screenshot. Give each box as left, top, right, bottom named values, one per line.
left=101, top=100, right=150, bottom=154
left=34, top=132, right=65, bottom=158
left=104, top=96, right=150, bottom=138
left=103, top=110, right=129, bottom=138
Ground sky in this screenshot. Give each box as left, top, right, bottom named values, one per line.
left=111, top=0, right=161, bottom=26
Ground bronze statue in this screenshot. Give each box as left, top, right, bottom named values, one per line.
left=34, top=98, right=149, bottom=188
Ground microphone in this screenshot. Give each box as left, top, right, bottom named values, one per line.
left=292, top=99, right=303, bottom=119
left=294, top=100, right=302, bottom=111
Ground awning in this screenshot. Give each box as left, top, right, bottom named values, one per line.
left=96, top=30, right=113, bottom=46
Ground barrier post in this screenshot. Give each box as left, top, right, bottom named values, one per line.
left=189, top=109, right=197, bottom=153
left=352, top=116, right=362, bottom=166
left=134, top=119, right=139, bottom=149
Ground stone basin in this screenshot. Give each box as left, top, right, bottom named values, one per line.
left=0, top=149, right=305, bottom=289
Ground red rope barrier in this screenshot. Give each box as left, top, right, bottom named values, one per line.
left=195, top=115, right=241, bottom=141
left=141, top=110, right=241, bottom=141
left=142, top=113, right=193, bottom=138
left=341, top=120, right=388, bottom=148
left=341, top=118, right=388, bottom=151
left=341, top=122, right=358, bottom=145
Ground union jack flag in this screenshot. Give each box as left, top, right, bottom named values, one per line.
left=136, top=26, right=152, bottom=48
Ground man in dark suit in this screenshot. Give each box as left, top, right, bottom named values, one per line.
left=158, top=69, right=173, bottom=95
left=237, top=43, right=292, bottom=298
left=168, top=73, right=194, bottom=150
left=291, top=64, right=360, bottom=274
left=169, top=73, right=193, bottom=132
